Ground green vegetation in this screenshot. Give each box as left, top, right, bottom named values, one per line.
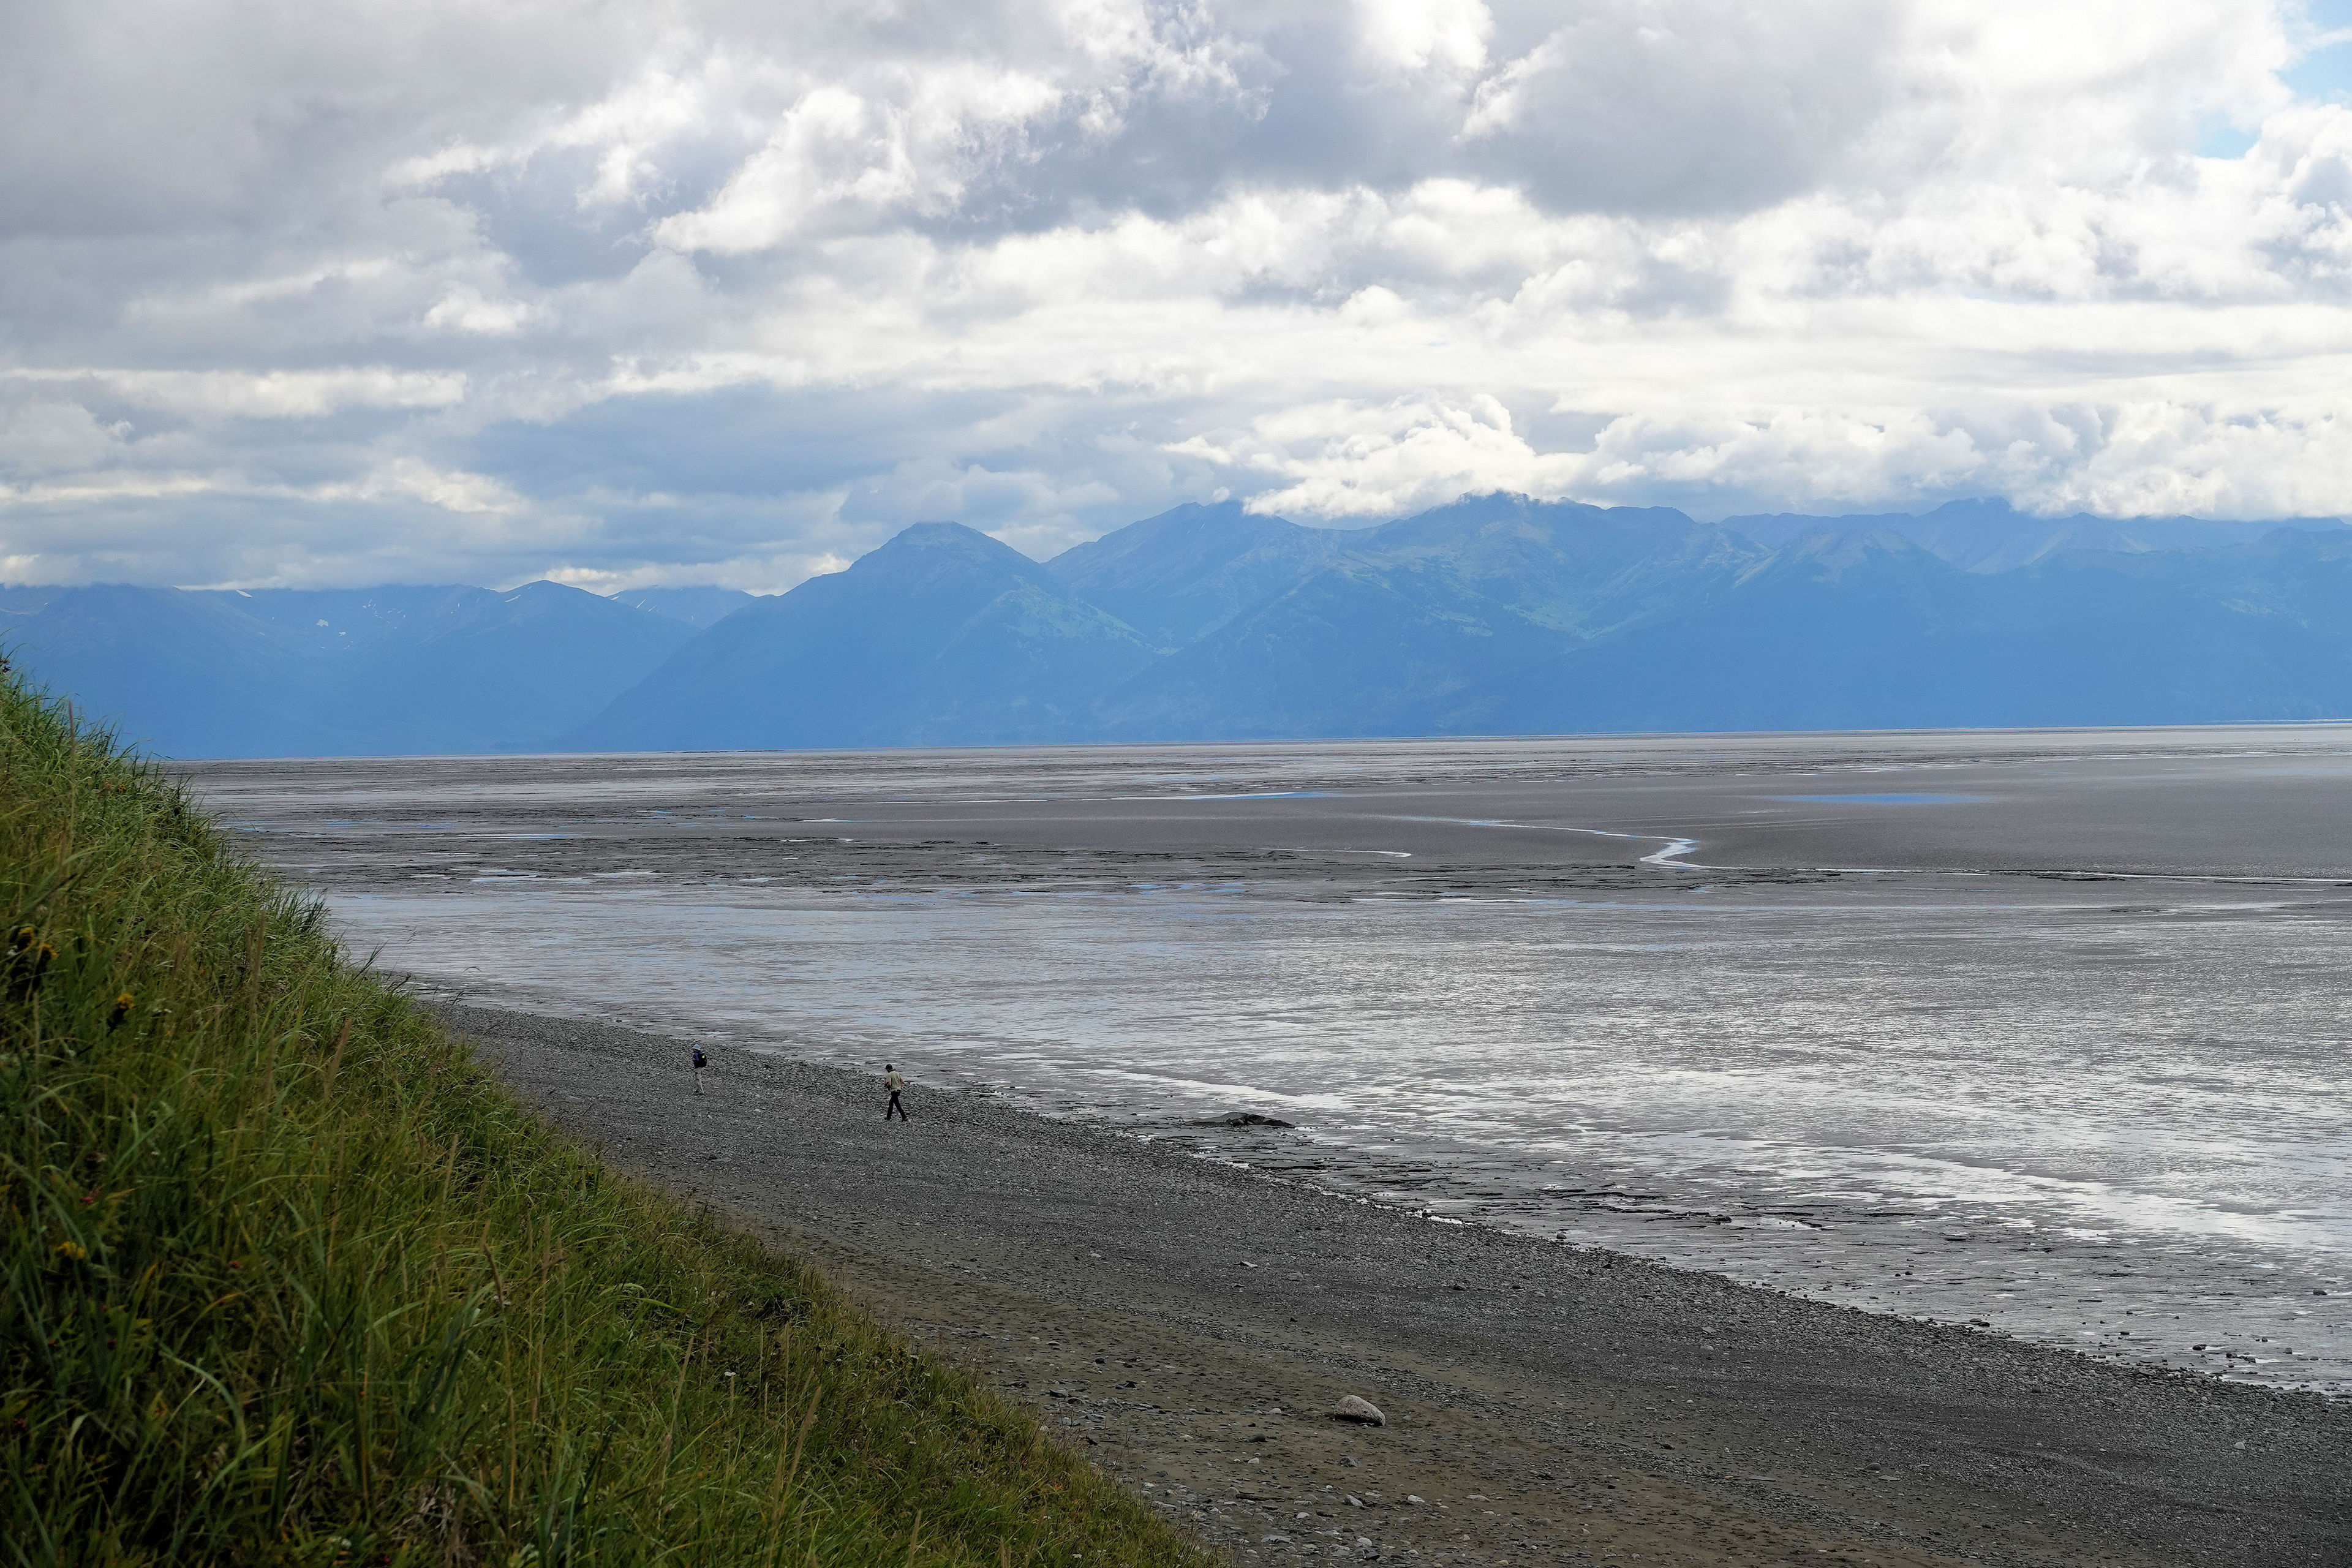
left=0, top=672, right=1215, bottom=1567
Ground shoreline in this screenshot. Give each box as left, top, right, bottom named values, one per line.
left=412, top=970, right=2344, bottom=1405
left=443, top=1000, right=2351, bottom=1568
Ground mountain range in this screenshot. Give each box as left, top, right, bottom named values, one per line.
left=9, top=496, right=2352, bottom=756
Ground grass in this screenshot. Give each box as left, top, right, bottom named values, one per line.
left=0, top=669, right=1218, bottom=1567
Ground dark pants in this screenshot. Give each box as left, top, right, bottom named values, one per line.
left=885, top=1090, right=908, bottom=1121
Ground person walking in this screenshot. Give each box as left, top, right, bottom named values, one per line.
left=690, top=1045, right=707, bottom=1094
left=883, top=1063, right=909, bottom=1122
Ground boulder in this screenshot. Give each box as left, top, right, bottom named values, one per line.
left=1327, top=1395, right=1386, bottom=1426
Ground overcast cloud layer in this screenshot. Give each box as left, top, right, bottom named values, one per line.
left=6, top=0, right=2352, bottom=589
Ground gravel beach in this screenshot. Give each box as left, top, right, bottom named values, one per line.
left=441, top=1003, right=2351, bottom=1568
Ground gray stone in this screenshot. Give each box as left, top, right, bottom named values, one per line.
left=1328, top=1395, right=1386, bottom=1426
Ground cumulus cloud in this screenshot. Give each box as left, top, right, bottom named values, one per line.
left=2, top=0, right=2351, bottom=587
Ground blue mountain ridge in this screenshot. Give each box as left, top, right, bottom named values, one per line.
left=2, top=581, right=696, bottom=756
left=6, top=497, right=2349, bottom=755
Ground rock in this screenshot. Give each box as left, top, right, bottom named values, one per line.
left=1199, top=1111, right=1296, bottom=1128
left=1404, top=1495, right=1427, bottom=1506
left=1328, top=1395, right=1387, bottom=1426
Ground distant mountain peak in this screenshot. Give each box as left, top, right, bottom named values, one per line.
left=848, top=521, right=1047, bottom=590
left=570, top=518, right=1156, bottom=750
left=873, top=520, right=1025, bottom=556
left=499, top=579, right=573, bottom=603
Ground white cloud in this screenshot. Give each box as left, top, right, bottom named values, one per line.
left=1355, top=0, right=1491, bottom=82
left=0, top=400, right=133, bottom=476
left=0, top=369, right=470, bottom=421
left=4, top=0, right=2352, bottom=588
left=1194, top=390, right=2352, bottom=524
left=1185, top=394, right=1572, bottom=517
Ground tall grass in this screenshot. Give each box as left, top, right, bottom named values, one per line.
left=0, top=671, right=1215, bottom=1567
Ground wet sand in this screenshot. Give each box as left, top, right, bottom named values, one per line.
left=442, top=1003, right=2351, bottom=1568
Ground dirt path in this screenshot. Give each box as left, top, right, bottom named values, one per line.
left=442, top=1004, right=2352, bottom=1568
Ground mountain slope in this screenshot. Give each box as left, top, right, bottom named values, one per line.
left=608, top=586, right=762, bottom=627
left=1432, top=529, right=2002, bottom=733
left=1089, top=496, right=1762, bottom=739
left=1046, top=500, right=1351, bottom=645
left=4, top=582, right=695, bottom=756
left=1438, top=525, right=2352, bottom=734
left=325, top=582, right=699, bottom=752
left=1721, top=498, right=2343, bottom=573
left=573, top=522, right=1160, bottom=749
left=1, top=586, right=326, bottom=757
left=1355, top=493, right=1761, bottom=633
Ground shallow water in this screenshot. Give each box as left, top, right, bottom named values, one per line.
left=187, top=727, right=2352, bottom=1396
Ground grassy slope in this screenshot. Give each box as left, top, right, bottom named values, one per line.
left=0, top=673, right=1215, bottom=1567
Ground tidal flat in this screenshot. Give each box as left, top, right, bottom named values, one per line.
left=190, top=727, right=2352, bottom=1406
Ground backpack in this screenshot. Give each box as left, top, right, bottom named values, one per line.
left=691, top=1047, right=707, bottom=1069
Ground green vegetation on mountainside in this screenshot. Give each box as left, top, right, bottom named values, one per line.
left=0, top=671, right=1213, bottom=1567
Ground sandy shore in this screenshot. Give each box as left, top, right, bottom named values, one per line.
left=440, top=1003, right=2351, bottom=1568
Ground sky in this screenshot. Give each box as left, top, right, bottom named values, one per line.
left=4, top=0, right=2352, bottom=592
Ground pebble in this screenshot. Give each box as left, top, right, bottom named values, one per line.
left=1328, top=1395, right=1386, bottom=1425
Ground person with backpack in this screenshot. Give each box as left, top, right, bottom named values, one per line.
left=690, top=1044, right=708, bottom=1093
left=883, top=1063, right=908, bottom=1121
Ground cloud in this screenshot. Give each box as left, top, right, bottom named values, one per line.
left=2, top=0, right=2352, bottom=589
left=1200, top=393, right=2352, bottom=524
left=1182, top=394, right=1576, bottom=518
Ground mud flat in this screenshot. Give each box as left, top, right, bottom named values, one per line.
left=442, top=1003, right=2351, bottom=1568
